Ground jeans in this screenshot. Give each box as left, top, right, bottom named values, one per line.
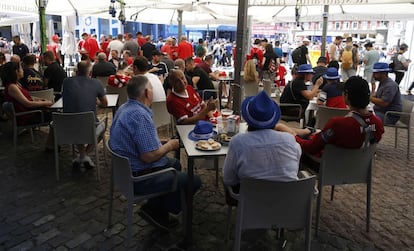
left=133, top=157, right=202, bottom=214
left=394, top=71, right=405, bottom=85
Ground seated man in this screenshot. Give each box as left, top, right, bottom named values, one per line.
left=280, top=64, right=323, bottom=114
left=167, top=70, right=216, bottom=125
left=296, top=76, right=384, bottom=171
left=317, top=67, right=347, bottom=108
left=62, top=61, right=108, bottom=169
left=223, top=91, right=302, bottom=192
left=91, top=52, right=116, bottom=78
left=185, top=57, right=216, bottom=99
left=110, top=75, right=201, bottom=230
left=370, top=62, right=402, bottom=124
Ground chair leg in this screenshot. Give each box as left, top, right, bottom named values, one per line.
left=234, top=208, right=242, bottom=251
left=54, top=139, right=60, bottom=181
left=127, top=201, right=133, bottom=249
left=407, top=128, right=410, bottom=160
left=225, top=205, right=232, bottom=242
left=315, top=180, right=323, bottom=237
left=13, top=128, right=17, bottom=149
left=214, top=158, right=219, bottom=187
left=29, top=128, right=34, bottom=143
left=330, top=185, right=335, bottom=201
left=95, top=147, right=100, bottom=181
left=108, top=172, right=114, bottom=228
left=366, top=181, right=371, bottom=232
left=394, top=128, right=398, bottom=148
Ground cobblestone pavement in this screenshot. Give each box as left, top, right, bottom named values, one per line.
left=0, top=114, right=412, bottom=251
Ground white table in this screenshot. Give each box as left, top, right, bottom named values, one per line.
left=176, top=122, right=247, bottom=246
left=51, top=94, right=119, bottom=114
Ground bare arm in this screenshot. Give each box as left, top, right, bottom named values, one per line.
left=97, top=95, right=108, bottom=107
left=300, top=77, right=322, bottom=100
left=140, top=139, right=179, bottom=163
left=8, top=84, right=52, bottom=108
left=370, top=95, right=389, bottom=108
left=192, top=76, right=200, bottom=89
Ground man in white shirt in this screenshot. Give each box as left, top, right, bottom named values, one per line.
left=132, top=56, right=166, bottom=102
left=107, top=34, right=124, bottom=60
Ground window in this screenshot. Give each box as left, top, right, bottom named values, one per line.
left=352, top=22, right=358, bottom=30
left=344, top=22, right=350, bottom=30
left=335, top=22, right=341, bottom=30
left=361, top=21, right=368, bottom=29
left=370, top=21, right=377, bottom=30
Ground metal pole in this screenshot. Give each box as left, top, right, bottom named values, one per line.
left=177, top=9, right=183, bottom=39
left=233, top=0, right=248, bottom=115
left=321, top=5, right=329, bottom=57
left=39, top=0, right=48, bottom=54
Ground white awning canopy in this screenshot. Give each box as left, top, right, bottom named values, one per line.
left=1, top=0, right=414, bottom=26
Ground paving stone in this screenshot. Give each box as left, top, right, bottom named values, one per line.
left=8, top=240, right=34, bottom=251
left=35, top=228, right=61, bottom=245
left=33, top=215, right=55, bottom=227
left=65, top=233, right=92, bottom=249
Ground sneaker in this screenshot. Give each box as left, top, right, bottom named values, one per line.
left=138, top=205, right=179, bottom=231
left=81, top=155, right=95, bottom=169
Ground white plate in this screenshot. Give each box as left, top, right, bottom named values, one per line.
left=195, top=140, right=222, bottom=151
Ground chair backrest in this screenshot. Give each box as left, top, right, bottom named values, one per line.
left=106, top=141, right=134, bottom=199
left=96, top=76, right=109, bottom=91
left=243, top=82, right=259, bottom=98
left=152, top=101, right=171, bottom=129
left=29, top=88, right=55, bottom=102
left=202, top=89, right=218, bottom=100
left=237, top=176, right=315, bottom=230
left=52, top=111, right=97, bottom=145
left=320, top=144, right=377, bottom=186
left=399, top=98, right=414, bottom=126
left=315, top=106, right=350, bottom=129
left=2, top=101, right=17, bottom=126
left=106, top=85, right=128, bottom=105
left=280, top=103, right=303, bottom=122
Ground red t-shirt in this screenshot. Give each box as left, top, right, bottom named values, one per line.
left=166, top=85, right=207, bottom=123
left=296, top=112, right=384, bottom=156
left=83, top=38, right=100, bottom=60
left=249, top=47, right=264, bottom=69
left=177, top=41, right=194, bottom=60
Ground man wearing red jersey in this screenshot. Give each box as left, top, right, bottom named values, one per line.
left=177, top=35, right=193, bottom=60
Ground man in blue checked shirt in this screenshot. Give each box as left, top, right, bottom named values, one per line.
left=110, top=75, right=201, bottom=231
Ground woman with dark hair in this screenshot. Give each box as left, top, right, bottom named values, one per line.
left=262, top=43, right=280, bottom=82
left=1, top=61, right=52, bottom=127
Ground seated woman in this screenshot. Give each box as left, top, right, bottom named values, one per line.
left=317, top=67, right=347, bottom=109
left=1, top=61, right=53, bottom=147
left=166, top=69, right=216, bottom=125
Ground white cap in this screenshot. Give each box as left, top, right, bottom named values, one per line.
left=303, top=38, right=310, bottom=42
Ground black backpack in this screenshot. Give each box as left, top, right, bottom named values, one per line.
left=291, top=46, right=302, bottom=64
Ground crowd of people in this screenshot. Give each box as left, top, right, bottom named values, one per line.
left=0, top=30, right=411, bottom=236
